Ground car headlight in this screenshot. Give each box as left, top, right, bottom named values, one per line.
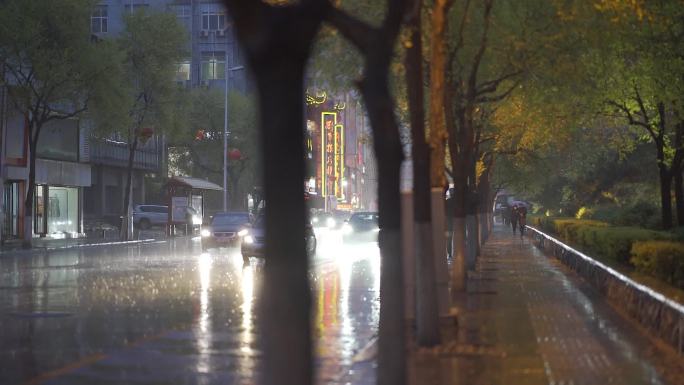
left=238, top=229, right=249, bottom=237
left=342, top=223, right=353, bottom=235
left=243, top=235, right=254, bottom=244
left=201, top=228, right=211, bottom=237
left=326, top=218, right=336, bottom=228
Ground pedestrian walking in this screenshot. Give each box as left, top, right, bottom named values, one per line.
left=518, top=204, right=527, bottom=238
left=501, top=203, right=510, bottom=225
left=510, top=205, right=519, bottom=235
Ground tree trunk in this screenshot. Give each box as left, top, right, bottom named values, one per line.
left=465, top=212, right=477, bottom=269
left=359, top=53, right=406, bottom=385
left=221, top=4, right=327, bottom=385
left=254, top=66, right=312, bottom=385
left=675, top=168, right=683, bottom=226
left=405, top=0, right=440, bottom=346
left=428, top=0, right=450, bottom=188
left=445, top=89, right=467, bottom=294
left=121, top=137, right=138, bottom=241
left=674, top=122, right=684, bottom=226
left=659, top=162, right=673, bottom=230
left=451, top=216, right=466, bottom=293
left=23, top=127, right=39, bottom=247
left=478, top=169, right=492, bottom=243
left=325, top=3, right=408, bottom=382
left=450, top=152, right=468, bottom=293
left=656, top=103, right=673, bottom=230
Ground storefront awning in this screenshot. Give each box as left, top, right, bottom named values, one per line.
left=167, top=176, right=223, bottom=191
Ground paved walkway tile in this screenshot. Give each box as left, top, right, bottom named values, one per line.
left=408, top=226, right=684, bottom=385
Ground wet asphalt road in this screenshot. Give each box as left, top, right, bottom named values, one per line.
left=0, top=228, right=380, bottom=385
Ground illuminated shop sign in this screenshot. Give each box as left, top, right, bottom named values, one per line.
left=321, top=112, right=344, bottom=199
left=334, top=124, right=344, bottom=198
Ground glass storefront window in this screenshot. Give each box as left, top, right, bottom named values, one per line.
left=48, top=187, right=78, bottom=235
left=3, top=182, right=21, bottom=238
left=35, top=185, right=46, bottom=234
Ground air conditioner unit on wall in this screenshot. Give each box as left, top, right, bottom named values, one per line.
left=200, top=30, right=208, bottom=37
left=217, top=29, right=225, bottom=37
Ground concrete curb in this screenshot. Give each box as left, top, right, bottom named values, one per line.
left=526, top=225, right=684, bottom=355
left=0, top=238, right=164, bottom=257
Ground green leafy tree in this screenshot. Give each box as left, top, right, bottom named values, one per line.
left=0, top=0, right=127, bottom=246
left=116, top=10, right=187, bottom=240
left=169, top=89, right=259, bottom=212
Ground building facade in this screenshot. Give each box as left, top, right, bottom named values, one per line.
left=0, top=0, right=248, bottom=241
left=83, top=0, right=248, bottom=224
left=0, top=101, right=92, bottom=240
left=90, top=0, right=248, bottom=92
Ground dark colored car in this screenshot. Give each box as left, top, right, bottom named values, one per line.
left=311, top=210, right=332, bottom=228
left=311, top=210, right=349, bottom=229
left=201, top=212, right=251, bottom=250
left=342, top=212, right=379, bottom=242
left=241, top=215, right=317, bottom=263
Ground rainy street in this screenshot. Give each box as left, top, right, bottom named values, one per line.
left=0, top=229, right=380, bottom=385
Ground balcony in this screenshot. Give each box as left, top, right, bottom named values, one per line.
left=89, top=138, right=161, bottom=172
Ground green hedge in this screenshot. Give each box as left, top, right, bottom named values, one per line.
left=532, top=217, right=669, bottom=265
left=631, top=241, right=684, bottom=289
left=573, top=226, right=668, bottom=265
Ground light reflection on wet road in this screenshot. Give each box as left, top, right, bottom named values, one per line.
left=0, top=229, right=380, bottom=385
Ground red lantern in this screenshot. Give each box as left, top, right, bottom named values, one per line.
left=138, top=127, right=154, bottom=144
left=228, top=148, right=242, bottom=160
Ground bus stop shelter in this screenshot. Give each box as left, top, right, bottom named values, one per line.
left=166, top=176, right=223, bottom=236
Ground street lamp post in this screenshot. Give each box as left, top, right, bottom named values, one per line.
left=224, top=65, right=244, bottom=212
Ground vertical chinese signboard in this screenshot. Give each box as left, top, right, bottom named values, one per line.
left=321, top=112, right=337, bottom=197
left=334, top=124, right=344, bottom=199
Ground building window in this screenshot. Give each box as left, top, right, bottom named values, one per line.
left=201, top=53, right=225, bottom=81
left=91, top=5, right=108, bottom=33
left=170, top=5, right=191, bottom=29
left=48, top=187, right=79, bottom=235
left=176, top=61, right=191, bottom=82
left=124, top=4, right=149, bottom=13
left=202, top=11, right=225, bottom=31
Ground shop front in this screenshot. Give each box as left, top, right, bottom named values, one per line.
left=34, top=185, right=81, bottom=237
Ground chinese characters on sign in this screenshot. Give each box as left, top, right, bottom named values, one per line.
left=334, top=124, right=344, bottom=198
left=321, top=112, right=337, bottom=197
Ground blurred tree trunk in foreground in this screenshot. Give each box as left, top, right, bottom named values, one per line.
left=221, top=2, right=326, bottom=385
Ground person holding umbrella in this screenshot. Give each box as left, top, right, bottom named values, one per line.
left=511, top=201, right=528, bottom=237
left=510, top=204, right=519, bottom=235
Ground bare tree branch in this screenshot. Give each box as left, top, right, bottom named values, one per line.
left=325, top=6, right=377, bottom=54
left=476, top=80, right=520, bottom=104
left=476, top=70, right=522, bottom=97
left=467, top=0, right=493, bottom=98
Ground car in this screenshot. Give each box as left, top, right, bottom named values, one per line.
left=133, top=205, right=168, bottom=229
left=311, top=210, right=349, bottom=229
left=342, top=212, right=379, bottom=242
left=133, top=204, right=201, bottom=230
left=201, top=212, right=251, bottom=250
left=311, top=211, right=334, bottom=228
left=241, top=215, right=317, bottom=263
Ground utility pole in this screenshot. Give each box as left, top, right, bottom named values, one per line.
left=224, top=64, right=243, bottom=211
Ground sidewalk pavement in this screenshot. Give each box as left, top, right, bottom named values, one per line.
left=401, top=226, right=684, bottom=385
left=0, top=230, right=169, bottom=257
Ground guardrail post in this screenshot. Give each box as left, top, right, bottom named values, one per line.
left=677, top=315, right=684, bottom=355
